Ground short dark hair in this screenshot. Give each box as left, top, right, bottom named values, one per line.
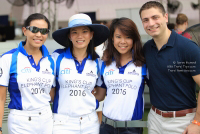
left=103, top=17, right=145, bottom=67
left=24, top=13, right=51, bottom=30
left=67, top=27, right=98, bottom=61
left=176, top=13, right=188, bottom=25
left=139, top=1, right=166, bottom=17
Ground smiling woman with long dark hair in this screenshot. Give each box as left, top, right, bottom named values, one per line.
left=95, top=17, right=146, bottom=134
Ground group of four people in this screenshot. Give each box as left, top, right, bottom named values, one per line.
left=0, top=1, right=199, bottom=134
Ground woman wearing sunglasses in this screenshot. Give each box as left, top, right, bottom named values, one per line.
left=51, top=13, right=109, bottom=134
left=0, top=13, right=55, bottom=134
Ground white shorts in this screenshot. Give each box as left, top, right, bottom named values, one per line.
left=8, top=106, right=53, bottom=134
left=53, top=111, right=100, bottom=134
left=148, top=108, right=195, bottom=134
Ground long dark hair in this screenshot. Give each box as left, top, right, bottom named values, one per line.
left=66, top=27, right=98, bottom=61
left=103, top=17, right=145, bottom=67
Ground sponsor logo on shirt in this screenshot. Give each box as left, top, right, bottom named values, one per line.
left=86, top=71, right=96, bottom=77
left=0, top=68, right=3, bottom=77
left=21, top=67, right=31, bottom=73
left=105, top=69, right=115, bottom=76
left=60, top=68, right=71, bottom=74
left=42, top=69, right=51, bottom=74
left=128, top=69, right=139, bottom=75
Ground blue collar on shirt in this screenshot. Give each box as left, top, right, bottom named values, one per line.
left=151, top=29, right=176, bottom=48
left=119, top=60, right=133, bottom=74
left=111, top=57, right=133, bottom=74
left=18, top=41, right=49, bottom=57
left=63, top=47, right=92, bottom=60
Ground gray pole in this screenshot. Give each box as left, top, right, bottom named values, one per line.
left=35, top=0, right=38, bottom=13
left=54, top=2, right=58, bottom=31
left=48, top=0, right=52, bottom=38
left=199, top=0, right=200, bottom=23
left=41, top=0, right=43, bottom=14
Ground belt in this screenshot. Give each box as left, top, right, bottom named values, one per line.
left=102, top=115, right=147, bottom=128
left=152, top=106, right=196, bottom=118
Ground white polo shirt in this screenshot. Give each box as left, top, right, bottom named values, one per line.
left=0, top=41, right=55, bottom=110
left=52, top=48, right=99, bottom=117
left=97, top=60, right=146, bottom=121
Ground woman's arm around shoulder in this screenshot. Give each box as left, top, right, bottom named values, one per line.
left=94, top=86, right=106, bottom=102
left=50, top=87, right=55, bottom=102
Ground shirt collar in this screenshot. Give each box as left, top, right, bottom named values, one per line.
left=18, top=41, right=49, bottom=57
left=166, top=30, right=176, bottom=47
left=151, top=30, right=176, bottom=48
left=64, top=47, right=92, bottom=60
left=112, top=57, right=133, bottom=67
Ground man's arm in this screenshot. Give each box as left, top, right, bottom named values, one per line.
left=183, top=74, right=200, bottom=134
left=193, top=74, right=200, bottom=87
left=192, top=74, right=200, bottom=123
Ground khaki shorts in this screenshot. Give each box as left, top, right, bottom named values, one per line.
left=147, top=108, right=195, bottom=134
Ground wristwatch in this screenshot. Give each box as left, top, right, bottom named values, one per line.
left=0, top=127, right=2, bottom=132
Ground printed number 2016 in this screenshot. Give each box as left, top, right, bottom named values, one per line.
left=70, top=90, right=86, bottom=96
left=112, top=89, right=126, bottom=95
left=31, top=88, right=45, bottom=94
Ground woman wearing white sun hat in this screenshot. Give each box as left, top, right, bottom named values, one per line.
left=51, top=13, right=109, bottom=134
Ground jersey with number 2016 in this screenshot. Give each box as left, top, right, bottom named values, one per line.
left=0, top=41, right=55, bottom=111
left=97, top=60, right=146, bottom=121
left=52, top=48, right=99, bottom=117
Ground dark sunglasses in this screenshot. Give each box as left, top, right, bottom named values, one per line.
left=26, top=26, right=50, bottom=35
